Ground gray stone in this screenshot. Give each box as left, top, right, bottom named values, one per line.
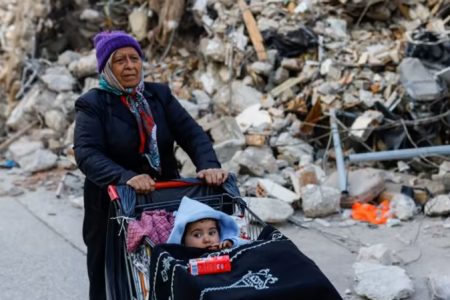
left=212, top=81, right=262, bottom=114
left=326, top=18, right=348, bottom=39
left=17, top=149, right=58, bottom=173
left=200, top=36, right=226, bottom=62
left=350, top=110, right=384, bottom=141
left=129, top=8, right=148, bottom=41
left=301, top=185, right=341, bottom=218
left=281, top=58, right=303, bottom=72
left=357, top=244, right=394, bottom=265
left=425, top=194, right=450, bottom=217
left=249, top=61, right=273, bottom=76
left=257, top=17, right=278, bottom=31
left=192, top=89, right=212, bottom=111
left=8, top=138, right=43, bottom=161
left=6, top=85, right=41, bottom=130
left=428, top=274, right=450, bottom=300
left=237, top=146, right=278, bottom=177
left=320, top=58, right=342, bottom=81
left=57, top=50, right=81, bottom=66
left=353, top=262, right=414, bottom=300
left=210, top=117, right=245, bottom=144
left=80, top=8, right=101, bottom=22
left=44, top=109, right=69, bottom=134
left=273, top=67, right=290, bottom=85
left=41, top=66, right=76, bottom=92
left=235, top=104, right=272, bottom=132
left=213, top=139, right=245, bottom=164
left=64, top=122, right=75, bottom=146
left=325, top=168, right=385, bottom=204
left=390, top=193, right=416, bottom=221
left=257, top=178, right=299, bottom=204
left=68, top=52, right=97, bottom=78
left=244, top=197, right=294, bottom=223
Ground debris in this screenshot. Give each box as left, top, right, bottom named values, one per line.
left=353, top=262, right=414, bottom=300
left=390, top=193, right=416, bottom=221
left=357, top=244, right=395, bottom=265
left=256, top=178, right=300, bottom=204
left=244, top=197, right=294, bottom=223
left=425, top=194, right=450, bottom=217
left=301, top=185, right=341, bottom=218
left=427, top=274, right=450, bottom=300
left=238, top=0, right=267, bottom=61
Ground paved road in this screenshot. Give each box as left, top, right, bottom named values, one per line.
left=0, top=175, right=89, bottom=300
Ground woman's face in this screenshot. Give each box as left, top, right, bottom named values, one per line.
left=111, top=47, right=142, bottom=88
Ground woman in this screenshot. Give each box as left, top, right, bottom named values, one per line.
left=74, top=31, right=227, bottom=300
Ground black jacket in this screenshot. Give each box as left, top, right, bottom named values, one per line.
left=74, top=82, right=220, bottom=189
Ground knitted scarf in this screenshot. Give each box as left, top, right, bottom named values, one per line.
left=98, top=55, right=161, bottom=173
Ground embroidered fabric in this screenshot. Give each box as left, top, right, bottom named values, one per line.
left=127, top=209, right=174, bottom=252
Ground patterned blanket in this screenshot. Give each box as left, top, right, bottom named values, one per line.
left=149, top=225, right=342, bottom=300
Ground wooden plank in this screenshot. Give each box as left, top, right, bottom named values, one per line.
left=269, top=77, right=303, bottom=97
left=238, top=0, right=268, bottom=61
left=300, top=99, right=322, bottom=136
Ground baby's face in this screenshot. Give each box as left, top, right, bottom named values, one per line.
left=184, top=219, right=220, bottom=249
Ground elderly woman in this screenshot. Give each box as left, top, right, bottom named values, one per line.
left=74, top=31, right=227, bottom=300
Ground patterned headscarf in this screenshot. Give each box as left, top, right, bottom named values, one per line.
left=98, top=52, right=161, bottom=173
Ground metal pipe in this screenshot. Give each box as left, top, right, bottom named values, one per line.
left=348, top=145, right=450, bottom=162
left=330, top=109, right=347, bottom=193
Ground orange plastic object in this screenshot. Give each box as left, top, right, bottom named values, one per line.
left=351, top=200, right=390, bottom=225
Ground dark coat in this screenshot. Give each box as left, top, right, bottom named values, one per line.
left=74, top=82, right=221, bottom=202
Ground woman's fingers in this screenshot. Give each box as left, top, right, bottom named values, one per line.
left=197, top=169, right=229, bottom=186
left=126, top=174, right=155, bottom=193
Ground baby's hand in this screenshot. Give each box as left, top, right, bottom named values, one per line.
left=220, top=240, right=233, bottom=249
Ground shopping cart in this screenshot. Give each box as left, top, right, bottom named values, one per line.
left=104, top=175, right=266, bottom=300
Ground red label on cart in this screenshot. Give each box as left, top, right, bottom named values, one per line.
left=189, top=255, right=231, bottom=276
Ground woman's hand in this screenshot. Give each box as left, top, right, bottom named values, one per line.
left=197, top=168, right=228, bottom=186
left=126, top=174, right=155, bottom=193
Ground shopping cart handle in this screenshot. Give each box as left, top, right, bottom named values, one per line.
left=107, top=179, right=204, bottom=201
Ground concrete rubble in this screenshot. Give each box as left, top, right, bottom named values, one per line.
left=1, top=0, right=450, bottom=298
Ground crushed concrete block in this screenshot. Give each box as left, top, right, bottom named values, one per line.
left=41, top=66, right=76, bottom=92
left=248, top=61, right=273, bottom=76
left=425, top=194, right=450, bottom=217
left=44, top=109, right=69, bottom=134
left=210, top=117, right=245, bottom=144
left=301, top=185, right=341, bottom=218
left=353, top=262, right=414, bottom=300
left=8, top=138, right=43, bottom=160
left=244, top=197, right=294, bottom=223
left=280, top=58, right=303, bottom=71
left=257, top=178, right=299, bottom=204
left=357, top=244, right=395, bottom=265
left=235, top=104, right=272, bottom=132
left=178, top=99, right=199, bottom=119
left=213, top=139, right=245, bottom=164
left=192, top=89, right=212, bottom=111
left=129, top=8, right=148, bottom=41
left=325, top=168, right=385, bottom=206
left=213, top=81, right=262, bottom=114
left=428, top=274, right=450, bottom=300
left=350, top=110, right=384, bottom=141
left=17, top=149, right=58, bottom=173
left=237, top=146, right=278, bottom=177
left=320, top=58, right=342, bottom=81
left=68, top=52, right=97, bottom=78
left=57, top=50, right=81, bottom=66
left=273, top=67, right=290, bottom=85
left=200, top=36, right=226, bottom=62
left=390, top=193, right=416, bottom=221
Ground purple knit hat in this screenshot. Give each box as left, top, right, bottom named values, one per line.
left=93, top=31, right=144, bottom=72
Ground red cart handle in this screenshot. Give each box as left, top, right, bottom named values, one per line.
left=107, top=180, right=203, bottom=202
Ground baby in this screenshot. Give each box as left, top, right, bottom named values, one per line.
left=167, top=196, right=246, bottom=250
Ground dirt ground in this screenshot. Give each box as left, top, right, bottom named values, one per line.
left=1, top=169, right=449, bottom=300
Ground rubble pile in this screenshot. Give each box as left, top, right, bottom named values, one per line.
left=1, top=0, right=450, bottom=297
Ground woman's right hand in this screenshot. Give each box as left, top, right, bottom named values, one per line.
left=126, top=174, right=155, bottom=193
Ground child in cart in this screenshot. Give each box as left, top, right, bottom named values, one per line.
left=167, top=196, right=248, bottom=250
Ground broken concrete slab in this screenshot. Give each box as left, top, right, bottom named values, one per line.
left=301, top=185, right=341, bottom=218
left=235, top=104, right=272, bottom=132
left=353, top=262, right=414, bottom=300
left=209, top=117, right=245, bottom=144
left=236, top=146, right=278, bottom=177
left=428, top=274, right=450, bottom=300
left=68, top=52, right=97, bottom=78
left=257, top=178, right=299, bottom=204
left=41, top=66, right=76, bottom=92
left=212, top=80, right=262, bottom=114
left=390, top=193, right=416, bottom=221
left=357, top=244, right=395, bottom=265
left=425, top=194, right=450, bottom=217
left=17, top=148, right=58, bottom=173
left=350, top=110, right=384, bottom=141
left=244, top=197, right=294, bottom=223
